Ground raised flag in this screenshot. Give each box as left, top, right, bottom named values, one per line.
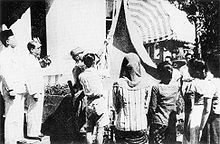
left=107, top=0, right=195, bottom=80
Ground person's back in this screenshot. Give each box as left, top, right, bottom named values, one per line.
left=113, top=77, right=151, bottom=131
left=78, top=53, right=107, bottom=144
left=79, top=67, right=103, bottom=97
left=112, top=53, right=150, bottom=144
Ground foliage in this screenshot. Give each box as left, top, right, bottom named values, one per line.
left=45, top=84, right=71, bottom=96
left=168, top=0, right=220, bottom=57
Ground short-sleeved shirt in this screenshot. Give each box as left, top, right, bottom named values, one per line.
left=79, top=67, right=104, bottom=96
left=150, top=83, right=179, bottom=126
left=185, top=78, right=215, bottom=105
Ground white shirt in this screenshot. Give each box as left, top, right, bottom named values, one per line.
left=79, top=67, right=104, bottom=96
left=179, top=64, right=192, bottom=81
left=0, top=48, right=27, bottom=94
left=24, top=54, right=44, bottom=95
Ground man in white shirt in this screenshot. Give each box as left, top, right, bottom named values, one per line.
left=0, top=29, right=28, bottom=144
left=179, top=53, right=193, bottom=94
left=25, top=40, right=44, bottom=139
left=79, top=53, right=108, bottom=144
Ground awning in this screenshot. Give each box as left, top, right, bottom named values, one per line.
left=126, top=0, right=195, bottom=44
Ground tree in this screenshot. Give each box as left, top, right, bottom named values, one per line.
left=168, top=0, right=220, bottom=58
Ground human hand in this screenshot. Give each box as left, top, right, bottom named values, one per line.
left=7, top=90, right=15, bottom=100
left=199, top=129, right=203, bottom=141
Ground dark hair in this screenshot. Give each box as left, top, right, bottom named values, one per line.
left=83, top=53, right=95, bottom=68
left=185, top=53, right=192, bottom=59
left=207, top=54, right=220, bottom=78
left=157, top=61, right=173, bottom=83
left=188, top=58, right=207, bottom=79
left=27, top=42, right=35, bottom=52
left=0, top=29, right=14, bottom=47
left=165, top=56, right=172, bottom=60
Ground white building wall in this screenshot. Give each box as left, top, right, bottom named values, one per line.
left=46, top=0, right=106, bottom=85
left=1, top=8, right=32, bottom=57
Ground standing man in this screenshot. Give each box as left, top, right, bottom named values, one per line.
left=25, top=40, right=44, bottom=139
left=0, top=29, right=28, bottom=144
left=179, top=53, right=193, bottom=93
left=70, top=47, right=85, bottom=93
left=70, top=47, right=87, bottom=132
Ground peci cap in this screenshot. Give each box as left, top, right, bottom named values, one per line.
left=70, top=46, right=85, bottom=56
left=0, top=29, right=14, bottom=45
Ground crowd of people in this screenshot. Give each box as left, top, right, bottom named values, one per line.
left=0, top=28, right=219, bottom=144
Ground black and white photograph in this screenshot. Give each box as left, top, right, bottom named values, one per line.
left=0, top=0, right=219, bottom=144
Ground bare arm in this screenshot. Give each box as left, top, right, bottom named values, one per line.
left=200, top=97, right=212, bottom=130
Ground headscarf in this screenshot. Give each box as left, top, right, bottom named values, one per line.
left=119, top=53, right=141, bottom=81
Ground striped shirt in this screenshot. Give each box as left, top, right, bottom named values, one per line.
left=113, top=78, right=151, bottom=131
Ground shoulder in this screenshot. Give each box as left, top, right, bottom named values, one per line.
left=187, top=79, right=216, bottom=96
left=78, top=71, right=85, bottom=80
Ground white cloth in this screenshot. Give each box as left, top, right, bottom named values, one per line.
left=0, top=48, right=27, bottom=144
left=24, top=54, right=44, bottom=137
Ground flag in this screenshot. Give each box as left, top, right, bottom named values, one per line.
left=108, top=0, right=159, bottom=80
left=107, top=0, right=195, bottom=80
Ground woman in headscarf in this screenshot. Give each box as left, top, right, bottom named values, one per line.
left=183, top=58, right=215, bottom=144
left=112, top=53, right=151, bottom=144
left=148, top=61, right=180, bottom=144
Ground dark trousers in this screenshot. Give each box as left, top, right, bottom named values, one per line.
left=201, top=113, right=220, bottom=144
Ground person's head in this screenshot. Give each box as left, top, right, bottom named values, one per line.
left=27, top=40, right=41, bottom=57
left=207, top=54, right=220, bottom=78
left=157, top=61, right=173, bottom=84
left=0, top=29, right=17, bottom=48
left=70, top=47, right=84, bottom=62
left=185, top=53, right=193, bottom=63
left=119, top=53, right=141, bottom=81
left=83, top=53, right=96, bottom=68
left=188, top=58, right=208, bottom=79
left=165, top=56, right=172, bottom=65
